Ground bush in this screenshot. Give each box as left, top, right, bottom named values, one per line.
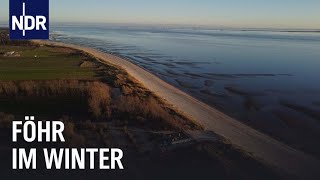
left=87, top=82, right=111, bottom=119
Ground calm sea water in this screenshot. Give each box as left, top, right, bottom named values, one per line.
left=51, top=24, right=320, bottom=155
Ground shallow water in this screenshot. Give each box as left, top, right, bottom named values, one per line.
left=51, top=24, right=320, bottom=156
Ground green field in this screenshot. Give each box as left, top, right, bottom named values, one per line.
left=0, top=45, right=97, bottom=80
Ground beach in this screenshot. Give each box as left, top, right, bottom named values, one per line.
left=1, top=0, right=319, bottom=179
left=33, top=40, right=320, bottom=179
left=51, top=26, right=320, bottom=159
left=0, top=31, right=283, bottom=179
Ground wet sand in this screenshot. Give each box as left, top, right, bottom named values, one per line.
left=33, top=40, right=320, bottom=179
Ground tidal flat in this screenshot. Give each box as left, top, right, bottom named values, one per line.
left=0, top=29, right=281, bottom=179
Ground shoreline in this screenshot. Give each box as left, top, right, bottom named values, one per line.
left=33, top=40, right=320, bottom=179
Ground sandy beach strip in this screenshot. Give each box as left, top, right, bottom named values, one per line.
left=33, top=40, right=320, bottom=179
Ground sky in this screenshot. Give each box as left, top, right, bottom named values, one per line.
left=0, top=0, right=319, bottom=29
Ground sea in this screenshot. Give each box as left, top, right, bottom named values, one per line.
left=51, top=24, right=320, bottom=156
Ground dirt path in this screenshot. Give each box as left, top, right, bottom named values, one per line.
left=34, top=40, right=320, bottom=179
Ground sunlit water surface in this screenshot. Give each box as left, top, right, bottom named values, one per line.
left=51, top=24, right=320, bottom=156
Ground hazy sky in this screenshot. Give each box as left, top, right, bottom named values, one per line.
left=0, top=0, right=319, bottom=28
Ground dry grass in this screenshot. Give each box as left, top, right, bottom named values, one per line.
left=87, top=82, right=111, bottom=118
left=0, top=80, right=111, bottom=119
left=0, top=79, right=198, bottom=129
left=80, top=61, right=97, bottom=68
left=121, top=85, right=134, bottom=95
left=115, top=95, right=195, bottom=129
left=0, top=80, right=173, bottom=124
left=0, top=80, right=104, bottom=97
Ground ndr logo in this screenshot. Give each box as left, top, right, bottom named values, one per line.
left=10, top=0, right=49, bottom=40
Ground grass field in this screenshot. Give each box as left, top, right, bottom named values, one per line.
left=0, top=45, right=97, bottom=80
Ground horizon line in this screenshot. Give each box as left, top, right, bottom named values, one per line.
left=0, top=21, right=319, bottom=31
